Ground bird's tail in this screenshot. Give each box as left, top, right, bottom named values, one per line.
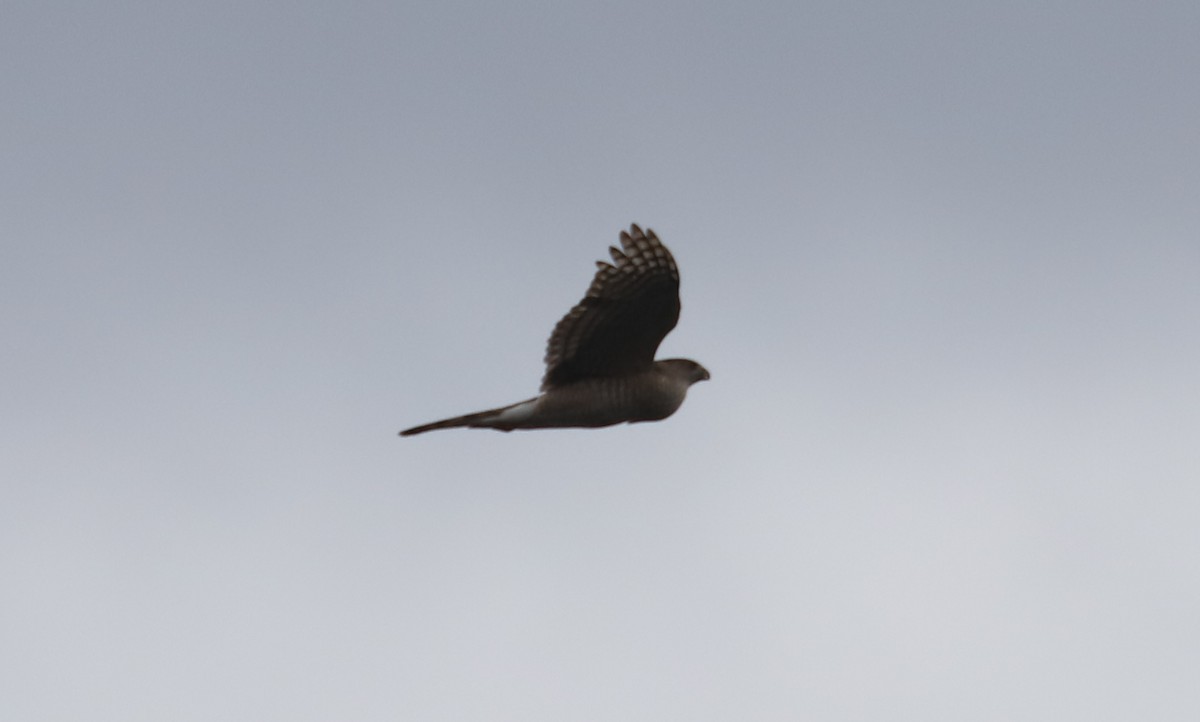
left=399, top=397, right=538, bottom=436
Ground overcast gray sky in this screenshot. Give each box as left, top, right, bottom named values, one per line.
left=3, top=1, right=1199, bottom=720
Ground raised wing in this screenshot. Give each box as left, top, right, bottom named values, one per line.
left=541, top=224, right=681, bottom=390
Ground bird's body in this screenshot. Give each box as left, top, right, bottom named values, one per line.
left=400, top=359, right=708, bottom=435
left=400, top=225, right=708, bottom=436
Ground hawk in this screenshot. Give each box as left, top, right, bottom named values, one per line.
left=400, top=224, right=709, bottom=436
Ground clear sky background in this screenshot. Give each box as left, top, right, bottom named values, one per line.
left=3, top=1, right=1198, bottom=720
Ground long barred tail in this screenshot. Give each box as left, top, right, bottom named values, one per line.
left=399, top=398, right=537, bottom=436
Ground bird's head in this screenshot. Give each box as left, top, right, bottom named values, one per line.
left=659, top=358, right=710, bottom=386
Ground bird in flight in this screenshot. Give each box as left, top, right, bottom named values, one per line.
left=400, top=224, right=709, bottom=436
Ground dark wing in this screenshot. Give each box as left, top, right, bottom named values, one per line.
left=541, top=224, right=681, bottom=390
